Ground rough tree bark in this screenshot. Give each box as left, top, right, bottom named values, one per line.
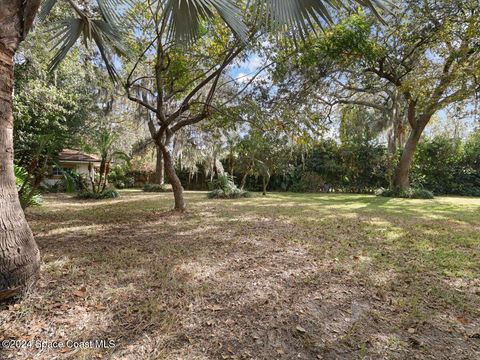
left=158, top=142, right=185, bottom=211
left=392, top=115, right=430, bottom=191
left=0, top=0, right=42, bottom=300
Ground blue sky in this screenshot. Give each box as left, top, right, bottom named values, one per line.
left=229, top=53, right=264, bottom=83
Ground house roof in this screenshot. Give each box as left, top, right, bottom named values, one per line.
left=59, top=149, right=101, bottom=163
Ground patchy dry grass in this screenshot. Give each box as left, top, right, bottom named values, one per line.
left=1, top=191, right=479, bottom=359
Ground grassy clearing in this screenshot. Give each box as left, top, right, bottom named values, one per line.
left=1, top=191, right=479, bottom=359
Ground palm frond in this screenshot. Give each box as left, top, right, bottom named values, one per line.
left=38, top=0, right=59, bottom=22
left=256, top=0, right=391, bottom=38
left=111, top=151, right=131, bottom=166
left=48, top=18, right=84, bottom=72
left=97, top=0, right=135, bottom=27
left=43, top=0, right=131, bottom=81
left=165, top=0, right=390, bottom=45
left=164, top=0, right=248, bottom=44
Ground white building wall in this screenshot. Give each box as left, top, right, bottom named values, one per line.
left=42, top=162, right=96, bottom=188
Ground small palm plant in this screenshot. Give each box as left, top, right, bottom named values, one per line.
left=77, top=128, right=130, bottom=199
left=14, top=165, right=43, bottom=209
left=208, top=174, right=251, bottom=199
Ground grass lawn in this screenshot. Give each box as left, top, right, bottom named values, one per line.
left=1, top=191, right=479, bottom=359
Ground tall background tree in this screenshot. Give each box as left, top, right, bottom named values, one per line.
left=273, top=0, right=480, bottom=190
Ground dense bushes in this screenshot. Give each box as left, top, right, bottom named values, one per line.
left=411, top=134, right=480, bottom=196
left=376, top=187, right=434, bottom=199
left=143, top=183, right=172, bottom=192
left=221, top=131, right=480, bottom=196
left=274, top=141, right=389, bottom=194
left=207, top=174, right=251, bottom=199
left=76, top=188, right=120, bottom=199
left=108, top=166, right=135, bottom=189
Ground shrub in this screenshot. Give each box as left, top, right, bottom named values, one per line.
left=290, top=172, right=327, bottom=193
left=207, top=174, right=251, bottom=199
left=143, top=183, right=172, bottom=192
left=14, top=165, right=43, bottom=208
left=108, top=166, right=135, bottom=189
left=376, top=187, right=434, bottom=199
left=77, top=188, right=120, bottom=200
left=62, top=169, right=88, bottom=192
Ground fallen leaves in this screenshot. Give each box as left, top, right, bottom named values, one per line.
left=296, top=325, right=306, bottom=333
left=2, top=191, right=478, bottom=360
left=72, top=287, right=88, bottom=298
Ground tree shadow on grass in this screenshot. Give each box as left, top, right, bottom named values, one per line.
left=2, top=191, right=479, bottom=359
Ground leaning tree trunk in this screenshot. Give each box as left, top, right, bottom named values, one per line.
left=159, top=143, right=185, bottom=211
left=393, top=119, right=429, bottom=191
left=0, top=42, right=40, bottom=300
left=240, top=161, right=253, bottom=190
left=239, top=173, right=248, bottom=190
left=154, top=145, right=165, bottom=185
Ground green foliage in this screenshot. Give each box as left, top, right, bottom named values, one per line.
left=63, top=169, right=88, bottom=193
left=411, top=133, right=480, bottom=196
left=287, top=140, right=388, bottom=193
left=108, top=166, right=135, bottom=189
left=464, top=129, right=480, bottom=170
left=376, top=187, right=434, bottom=199
left=290, top=172, right=330, bottom=193
left=77, top=188, right=120, bottom=200
left=85, top=126, right=132, bottom=194
left=14, top=24, right=98, bottom=189
left=314, top=12, right=385, bottom=67
left=234, top=131, right=480, bottom=197
left=207, top=174, right=251, bottom=199
left=340, top=106, right=385, bottom=145
left=42, top=168, right=88, bottom=194
left=143, top=183, right=172, bottom=192
left=14, top=165, right=43, bottom=208
left=13, top=79, right=84, bottom=178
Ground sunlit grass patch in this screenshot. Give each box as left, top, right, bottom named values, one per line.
left=8, top=191, right=479, bottom=359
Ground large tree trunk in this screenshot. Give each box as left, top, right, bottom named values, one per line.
left=154, top=145, right=165, bottom=185
left=393, top=119, right=429, bottom=190
left=0, top=42, right=40, bottom=300
left=159, top=143, right=185, bottom=211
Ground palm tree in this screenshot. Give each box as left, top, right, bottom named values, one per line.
left=0, top=0, right=127, bottom=301
left=91, top=128, right=130, bottom=193
left=0, top=0, right=385, bottom=300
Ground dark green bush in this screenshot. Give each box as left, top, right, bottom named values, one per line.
left=108, top=166, right=135, bottom=189
left=77, top=188, right=120, bottom=199
left=143, top=183, right=172, bottom=192
left=290, top=172, right=328, bottom=193
left=207, top=174, right=251, bottom=199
